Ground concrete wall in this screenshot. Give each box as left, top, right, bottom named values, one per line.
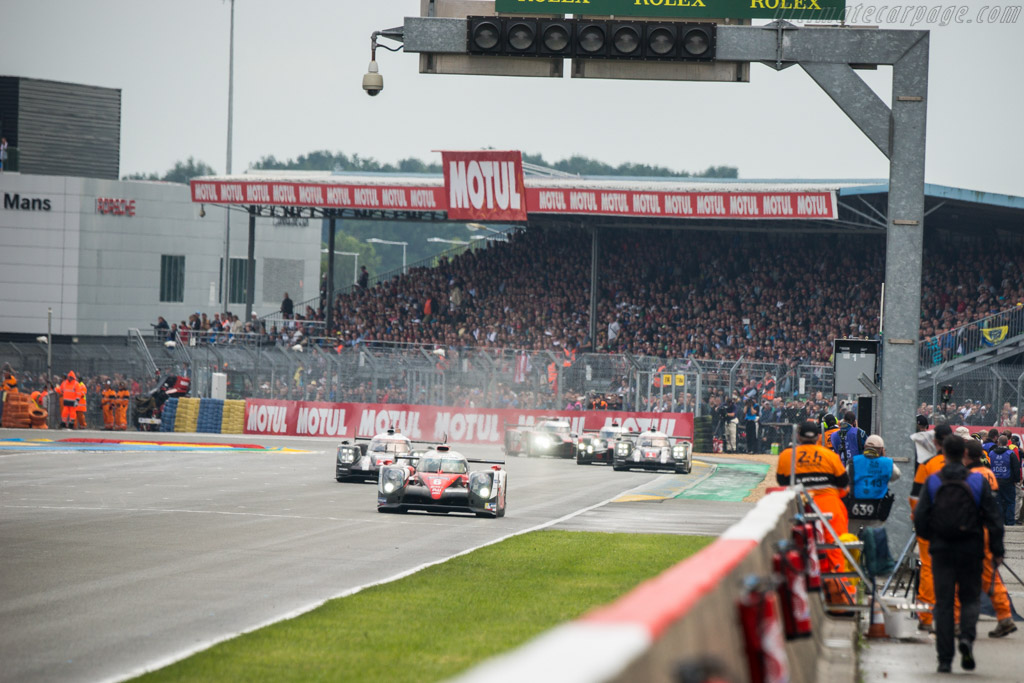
left=0, top=173, right=320, bottom=336
left=451, top=490, right=856, bottom=683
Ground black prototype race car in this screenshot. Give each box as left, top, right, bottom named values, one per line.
left=335, top=429, right=435, bottom=482
left=576, top=423, right=637, bottom=465
left=377, top=446, right=507, bottom=518
left=612, top=428, right=693, bottom=474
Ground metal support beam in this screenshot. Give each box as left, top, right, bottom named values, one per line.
left=245, top=209, right=256, bottom=322
left=801, top=63, right=892, bottom=157
left=326, top=217, right=336, bottom=340
left=589, top=227, right=599, bottom=352
left=878, top=33, right=930, bottom=549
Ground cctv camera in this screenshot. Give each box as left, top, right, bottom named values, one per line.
left=363, top=60, right=382, bottom=97
left=199, top=205, right=206, bottom=218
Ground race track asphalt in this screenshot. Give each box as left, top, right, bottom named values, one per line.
left=0, top=430, right=752, bottom=683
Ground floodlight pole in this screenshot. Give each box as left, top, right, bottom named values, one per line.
left=222, top=0, right=235, bottom=315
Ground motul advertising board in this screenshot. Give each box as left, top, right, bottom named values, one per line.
left=441, top=150, right=528, bottom=222
left=191, top=180, right=445, bottom=211
left=244, top=399, right=694, bottom=443
left=527, top=188, right=838, bottom=220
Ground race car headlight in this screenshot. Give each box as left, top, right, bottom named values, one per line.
left=616, top=442, right=631, bottom=455
left=578, top=442, right=587, bottom=451
left=534, top=436, right=552, bottom=448
left=470, top=472, right=496, bottom=499
left=383, top=481, right=397, bottom=493
left=478, top=486, right=490, bottom=499
left=672, top=445, right=686, bottom=459
left=380, top=468, right=406, bottom=494
left=338, top=447, right=356, bottom=463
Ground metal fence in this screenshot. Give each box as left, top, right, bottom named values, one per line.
left=917, top=362, right=1024, bottom=428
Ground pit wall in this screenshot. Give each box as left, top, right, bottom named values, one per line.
left=450, top=490, right=855, bottom=683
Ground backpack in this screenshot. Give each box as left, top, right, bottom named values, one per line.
left=925, top=472, right=984, bottom=541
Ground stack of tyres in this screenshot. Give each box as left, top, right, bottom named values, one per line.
left=174, top=397, right=199, bottom=433
left=160, top=398, right=179, bottom=432
left=197, top=398, right=225, bottom=433
left=693, top=416, right=713, bottom=453
left=1, top=393, right=33, bottom=429
left=221, top=400, right=246, bottom=434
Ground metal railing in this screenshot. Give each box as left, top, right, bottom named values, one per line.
left=0, top=145, right=18, bottom=173
left=919, top=303, right=1024, bottom=368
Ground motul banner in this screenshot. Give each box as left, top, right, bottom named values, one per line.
left=527, top=188, right=838, bottom=220
left=244, top=399, right=694, bottom=444
left=190, top=180, right=445, bottom=211
left=441, top=150, right=528, bottom=222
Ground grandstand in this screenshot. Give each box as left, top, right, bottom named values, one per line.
left=3, top=175, right=1024, bottom=435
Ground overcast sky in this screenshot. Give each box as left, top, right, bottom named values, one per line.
left=3, top=0, right=1021, bottom=195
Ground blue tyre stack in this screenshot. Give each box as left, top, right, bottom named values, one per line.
left=197, top=398, right=225, bottom=433
left=160, top=397, right=179, bottom=432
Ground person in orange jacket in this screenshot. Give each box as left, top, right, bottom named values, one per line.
left=955, top=439, right=1017, bottom=637
left=101, top=382, right=116, bottom=430
left=75, top=379, right=88, bottom=429
left=56, top=371, right=79, bottom=429
left=115, top=381, right=130, bottom=431
left=909, top=423, right=953, bottom=632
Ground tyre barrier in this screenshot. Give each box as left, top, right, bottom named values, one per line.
left=220, top=400, right=245, bottom=434
left=196, top=398, right=224, bottom=434
left=159, top=397, right=178, bottom=432
left=29, top=407, right=48, bottom=429
left=173, top=397, right=199, bottom=433
left=1, top=393, right=33, bottom=429
left=451, top=490, right=855, bottom=683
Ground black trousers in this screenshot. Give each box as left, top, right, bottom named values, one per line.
left=745, top=422, right=758, bottom=453
left=931, top=550, right=983, bottom=664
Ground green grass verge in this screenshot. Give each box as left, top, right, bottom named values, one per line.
left=133, top=530, right=713, bottom=683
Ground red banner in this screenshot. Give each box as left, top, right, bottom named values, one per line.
left=441, top=150, right=528, bottom=222
left=244, top=399, right=694, bottom=444
left=190, top=181, right=445, bottom=211
left=526, top=188, right=837, bottom=219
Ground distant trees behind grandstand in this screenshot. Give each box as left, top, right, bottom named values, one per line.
left=250, top=150, right=739, bottom=179
left=122, top=157, right=216, bottom=183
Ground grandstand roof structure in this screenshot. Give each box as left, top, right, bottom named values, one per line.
left=190, top=171, right=1024, bottom=235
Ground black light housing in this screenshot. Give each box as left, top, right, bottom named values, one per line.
left=610, top=23, right=643, bottom=59
left=538, top=19, right=573, bottom=56
left=575, top=21, right=608, bottom=57
left=504, top=17, right=539, bottom=55
left=468, top=16, right=503, bottom=54
left=466, top=17, right=716, bottom=62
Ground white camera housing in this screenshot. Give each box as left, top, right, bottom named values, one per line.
left=363, top=60, right=383, bottom=97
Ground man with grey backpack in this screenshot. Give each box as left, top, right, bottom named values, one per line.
left=913, top=434, right=1004, bottom=674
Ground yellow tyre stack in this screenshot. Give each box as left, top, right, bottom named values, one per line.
left=173, top=397, right=200, bottom=433
left=220, top=400, right=246, bottom=434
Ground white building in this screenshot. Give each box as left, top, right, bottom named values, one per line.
left=0, top=173, right=320, bottom=335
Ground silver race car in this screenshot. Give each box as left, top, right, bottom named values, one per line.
left=504, top=418, right=577, bottom=458
left=612, top=428, right=693, bottom=474
left=377, top=446, right=507, bottom=518
left=576, top=423, right=636, bottom=465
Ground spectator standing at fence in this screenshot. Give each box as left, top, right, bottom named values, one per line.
left=988, top=435, right=1021, bottom=526
left=776, top=420, right=851, bottom=608
left=830, top=411, right=867, bottom=466
left=910, top=423, right=953, bottom=633
left=743, top=399, right=759, bottom=453
left=723, top=393, right=738, bottom=453
left=358, top=266, right=369, bottom=290
left=913, top=435, right=1004, bottom=673
left=281, top=292, right=294, bottom=319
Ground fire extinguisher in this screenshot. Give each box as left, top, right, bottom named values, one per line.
left=737, top=576, right=791, bottom=683
left=792, top=518, right=822, bottom=593
left=773, top=540, right=813, bottom=640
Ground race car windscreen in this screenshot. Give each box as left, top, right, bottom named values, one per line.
left=417, top=457, right=467, bottom=474
left=369, top=439, right=411, bottom=454
left=639, top=437, right=670, bottom=448
left=539, top=423, right=569, bottom=434
left=599, top=428, right=619, bottom=439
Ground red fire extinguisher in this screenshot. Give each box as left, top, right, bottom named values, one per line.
left=792, top=519, right=822, bottom=593
left=737, top=576, right=791, bottom=683
left=774, top=541, right=813, bottom=640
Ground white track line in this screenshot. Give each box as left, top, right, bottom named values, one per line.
left=104, top=476, right=661, bottom=683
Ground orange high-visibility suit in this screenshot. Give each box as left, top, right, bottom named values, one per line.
left=954, top=466, right=1012, bottom=624
left=75, top=380, right=88, bottom=429
left=777, top=441, right=852, bottom=607
left=115, top=385, right=130, bottom=430
left=910, top=453, right=946, bottom=627
left=57, top=372, right=79, bottom=428
left=101, top=385, right=116, bottom=430
left=29, top=389, right=49, bottom=429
